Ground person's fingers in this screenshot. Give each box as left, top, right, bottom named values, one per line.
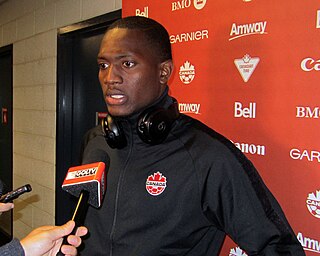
left=60, top=244, right=78, bottom=256
left=0, top=202, right=14, bottom=213
left=48, top=220, right=75, bottom=240
left=67, top=235, right=82, bottom=247
left=75, top=226, right=88, bottom=237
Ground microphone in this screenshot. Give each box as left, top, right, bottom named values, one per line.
left=57, top=150, right=109, bottom=255
left=0, top=184, right=32, bottom=203
left=62, top=161, right=106, bottom=208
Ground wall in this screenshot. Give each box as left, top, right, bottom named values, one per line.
left=0, top=0, right=121, bottom=240
left=123, top=1, right=319, bottom=255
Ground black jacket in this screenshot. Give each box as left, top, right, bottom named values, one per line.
left=80, top=92, right=305, bottom=256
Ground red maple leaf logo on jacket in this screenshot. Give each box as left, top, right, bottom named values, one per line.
left=145, top=171, right=167, bottom=196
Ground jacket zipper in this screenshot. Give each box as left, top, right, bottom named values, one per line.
left=109, top=121, right=133, bottom=256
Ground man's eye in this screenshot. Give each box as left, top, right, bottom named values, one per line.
left=123, top=61, right=135, bottom=68
left=98, top=63, right=109, bottom=69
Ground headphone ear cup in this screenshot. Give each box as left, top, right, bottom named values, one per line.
left=101, top=115, right=127, bottom=149
left=137, top=108, right=173, bottom=144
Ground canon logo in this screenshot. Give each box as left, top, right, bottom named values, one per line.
left=301, top=57, right=320, bottom=71
left=290, top=148, right=320, bottom=162
left=296, top=106, right=320, bottom=119
left=234, top=102, right=256, bottom=118
left=232, top=140, right=266, bottom=156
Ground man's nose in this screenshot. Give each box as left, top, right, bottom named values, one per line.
left=104, top=65, right=122, bottom=84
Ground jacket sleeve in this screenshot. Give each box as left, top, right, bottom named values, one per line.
left=201, top=143, right=305, bottom=255
left=0, top=238, right=25, bottom=256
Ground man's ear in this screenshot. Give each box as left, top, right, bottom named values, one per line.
left=159, top=60, right=174, bottom=85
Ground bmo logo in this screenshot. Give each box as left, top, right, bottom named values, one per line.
left=172, top=0, right=207, bottom=11
left=301, top=57, right=320, bottom=71
left=234, top=102, right=256, bottom=118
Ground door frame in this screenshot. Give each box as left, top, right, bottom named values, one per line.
left=56, top=9, right=121, bottom=225
left=0, top=44, right=13, bottom=245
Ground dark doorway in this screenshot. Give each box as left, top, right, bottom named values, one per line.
left=0, top=45, right=13, bottom=245
left=56, top=10, right=121, bottom=225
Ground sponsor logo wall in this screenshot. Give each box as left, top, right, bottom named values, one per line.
left=123, top=1, right=319, bottom=254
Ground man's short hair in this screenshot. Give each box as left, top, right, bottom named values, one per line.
left=107, top=16, right=172, bottom=62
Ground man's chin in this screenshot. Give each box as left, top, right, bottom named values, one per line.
left=107, top=107, right=133, bottom=117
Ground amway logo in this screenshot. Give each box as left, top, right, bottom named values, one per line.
left=179, top=61, right=196, bottom=84
left=296, top=106, right=320, bottom=118
left=136, top=7, right=148, bottom=17
left=179, top=103, right=201, bottom=114
left=301, top=57, right=320, bottom=71
left=306, top=190, right=320, bottom=218
left=297, top=232, right=320, bottom=254
left=229, top=21, right=267, bottom=41
left=234, top=54, right=260, bottom=82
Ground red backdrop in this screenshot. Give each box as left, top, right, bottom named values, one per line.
left=123, top=1, right=320, bottom=255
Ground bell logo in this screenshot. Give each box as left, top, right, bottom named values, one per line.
left=306, top=190, right=320, bottom=218
left=146, top=172, right=167, bottom=196
left=229, top=247, right=248, bottom=256
left=234, top=54, right=260, bottom=82
left=179, top=61, right=196, bottom=84
left=136, top=7, right=148, bottom=17
left=234, top=102, right=256, bottom=118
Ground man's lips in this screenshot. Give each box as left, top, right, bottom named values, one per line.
left=105, top=94, right=127, bottom=105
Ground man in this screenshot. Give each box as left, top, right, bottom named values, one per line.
left=0, top=202, right=87, bottom=255
left=80, top=16, right=305, bottom=255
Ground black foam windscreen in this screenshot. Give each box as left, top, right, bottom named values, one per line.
left=83, top=149, right=110, bottom=207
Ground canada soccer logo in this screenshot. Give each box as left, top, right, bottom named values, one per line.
left=179, top=61, right=196, bottom=84
left=306, top=190, right=320, bottom=218
left=229, top=247, right=248, bottom=256
left=146, top=171, right=167, bottom=196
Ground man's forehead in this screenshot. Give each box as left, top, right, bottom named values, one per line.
left=103, top=27, right=146, bottom=41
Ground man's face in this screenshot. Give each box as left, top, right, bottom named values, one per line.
left=97, top=28, right=171, bottom=117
